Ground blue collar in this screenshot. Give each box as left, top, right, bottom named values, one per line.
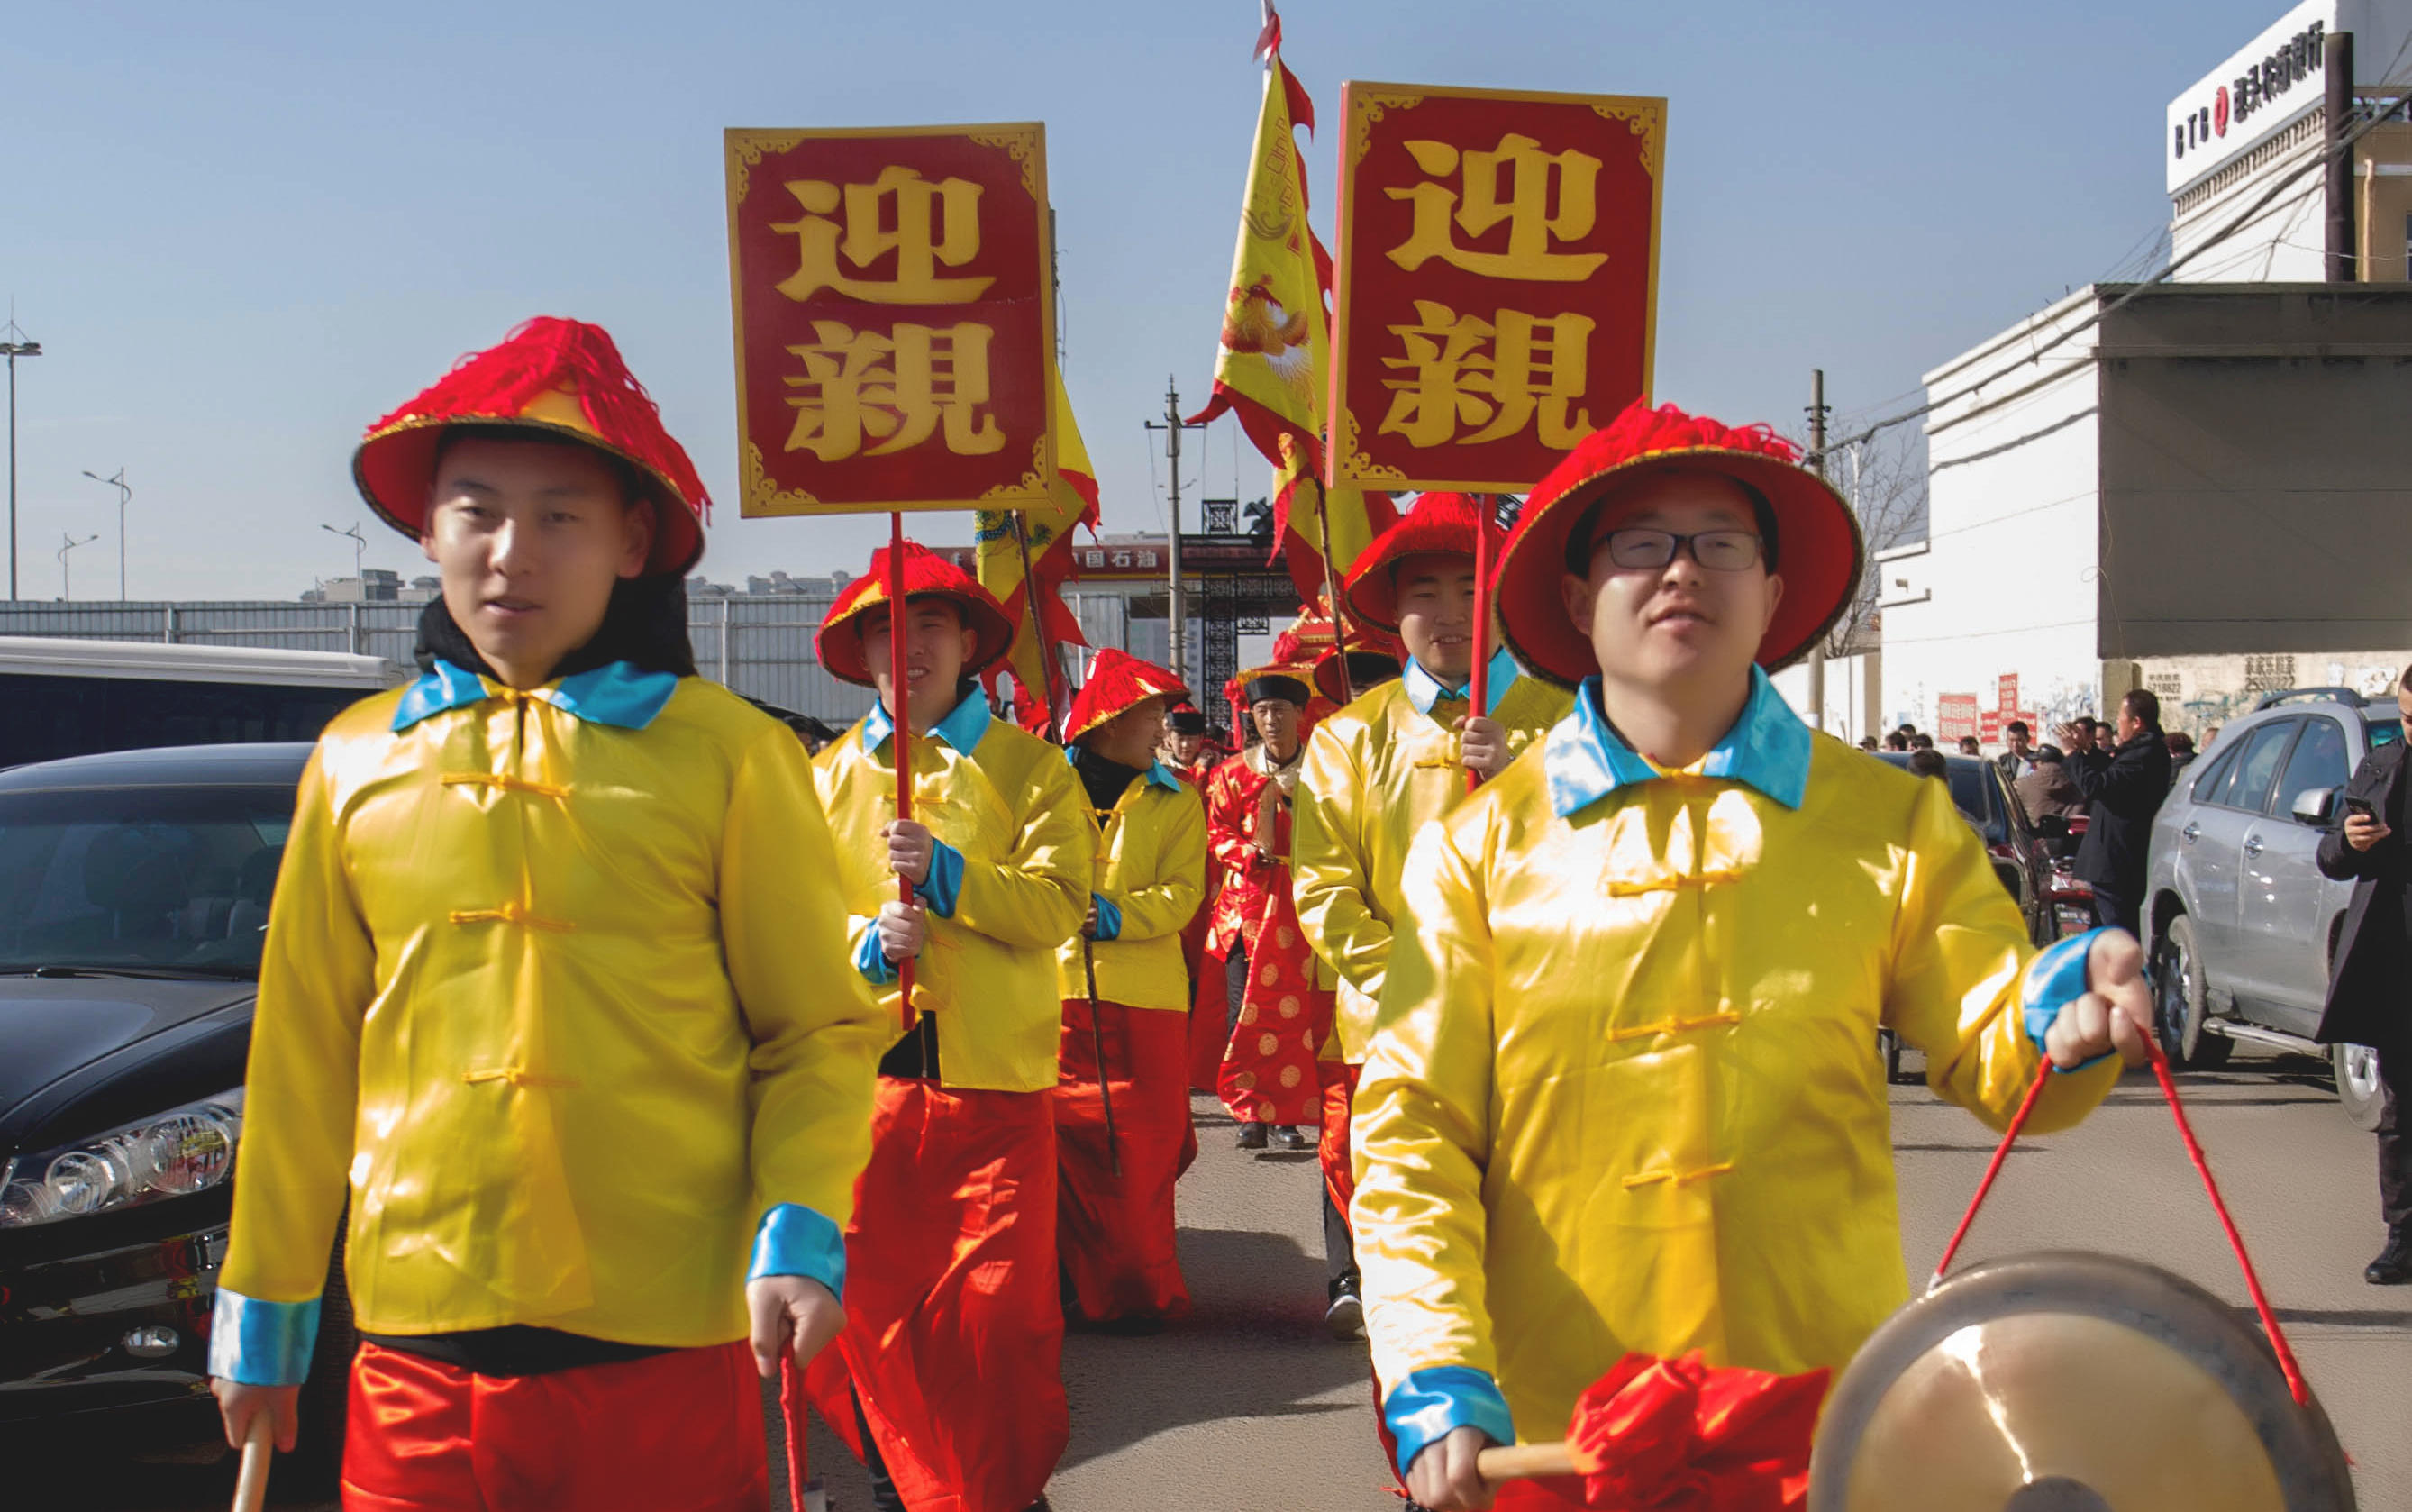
left=1062, top=745, right=1183, bottom=794
left=863, top=688, right=992, bottom=756
left=391, top=659, right=679, bottom=733
left=1402, top=645, right=1523, bottom=718
left=1543, top=666, right=1811, bottom=818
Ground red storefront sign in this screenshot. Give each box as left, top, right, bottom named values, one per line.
left=1327, top=83, right=1665, bottom=493
left=724, top=123, right=1055, bottom=515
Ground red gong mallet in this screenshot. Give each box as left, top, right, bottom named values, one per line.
left=887, top=513, right=917, bottom=1035
left=1470, top=1350, right=1829, bottom=1502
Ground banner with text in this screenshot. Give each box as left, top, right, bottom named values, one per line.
left=725, top=123, right=1056, bottom=515
left=1328, top=83, right=1663, bottom=494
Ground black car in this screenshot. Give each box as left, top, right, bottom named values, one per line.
left=1871, top=751, right=2062, bottom=1082
left=0, top=742, right=351, bottom=1476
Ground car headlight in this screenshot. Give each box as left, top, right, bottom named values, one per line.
left=0, top=1087, right=244, bottom=1229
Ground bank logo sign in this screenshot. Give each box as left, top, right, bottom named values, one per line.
left=2165, top=0, right=2339, bottom=196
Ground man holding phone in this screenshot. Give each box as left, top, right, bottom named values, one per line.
left=2055, top=691, right=2171, bottom=934
left=2315, top=667, right=2412, bottom=1287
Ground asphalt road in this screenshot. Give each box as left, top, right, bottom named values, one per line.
left=46, top=1044, right=2411, bottom=1510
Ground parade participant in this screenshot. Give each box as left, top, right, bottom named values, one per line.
left=806, top=540, right=1089, bottom=1512
left=1203, top=667, right=1329, bottom=1150
left=206, top=317, right=883, bottom=1509
left=1293, top=492, right=1572, bottom=1342
left=1350, top=401, right=2154, bottom=1512
left=1163, top=703, right=1213, bottom=777
left=1054, top=649, right=1208, bottom=1325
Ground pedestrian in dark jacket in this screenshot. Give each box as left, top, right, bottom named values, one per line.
left=2314, top=668, right=2412, bottom=1285
left=2056, top=688, right=2171, bottom=934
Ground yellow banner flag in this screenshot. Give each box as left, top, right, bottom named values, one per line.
left=976, top=371, right=1098, bottom=730
left=1190, top=51, right=1328, bottom=469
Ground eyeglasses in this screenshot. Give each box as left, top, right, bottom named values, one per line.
left=1597, top=528, right=1765, bottom=572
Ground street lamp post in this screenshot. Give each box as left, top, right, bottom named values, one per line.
left=83, top=468, right=130, bottom=600
left=3, top=325, right=42, bottom=602
left=58, top=531, right=96, bottom=601
left=323, top=523, right=366, bottom=582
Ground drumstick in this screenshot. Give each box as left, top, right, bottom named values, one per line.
left=231, top=1412, right=274, bottom=1512
left=1475, top=1441, right=1588, bottom=1481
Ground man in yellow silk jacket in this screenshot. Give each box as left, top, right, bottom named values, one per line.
left=1293, top=492, right=1570, bottom=1340
left=806, top=541, right=1090, bottom=1512
left=208, top=318, right=884, bottom=1508
left=1352, top=402, right=2156, bottom=1512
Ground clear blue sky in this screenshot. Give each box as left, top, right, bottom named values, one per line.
left=0, top=0, right=2291, bottom=601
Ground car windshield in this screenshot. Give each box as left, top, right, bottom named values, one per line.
left=0, top=785, right=295, bottom=978
left=1875, top=755, right=2006, bottom=844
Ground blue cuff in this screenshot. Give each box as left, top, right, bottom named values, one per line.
left=748, top=1203, right=847, bottom=1299
left=916, top=840, right=964, bottom=918
left=206, top=1288, right=323, bottom=1387
left=2022, top=927, right=2112, bottom=1073
left=1384, top=1365, right=1516, bottom=1478
left=853, top=922, right=899, bottom=986
left=1091, top=892, right=1124, bottom=942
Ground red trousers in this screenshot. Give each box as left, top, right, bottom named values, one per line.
left=802, top=1079, right=1066, bottom=1512
left=1317, top=1059, right=1360, bottom=1224
left=1054, top=998, right=1193, bottom=1323
left=340, top=1339, right=767, bottom=1511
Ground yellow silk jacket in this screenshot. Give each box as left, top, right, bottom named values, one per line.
left=1056, top=759, right=1207, bottom=1012
left=815, top=694, right=1089, bottom=1092
left=1352, top=670, right=2120, bottom=1465
left=1293, top=651, right=1570, bottom=1062
left=220, top=665, right=885, bottom=1353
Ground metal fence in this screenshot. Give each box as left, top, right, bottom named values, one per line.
left=0, top=591, right=1137, bottom=725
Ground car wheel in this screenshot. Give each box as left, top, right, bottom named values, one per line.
left=2335, top=1043, right=2389, bottom=1134
left=2152, top=915, right=2232, bottom=1070
left=287, top=1228, right=356, bottom=1491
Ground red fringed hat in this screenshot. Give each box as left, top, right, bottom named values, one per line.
left=353, top=317, right=712, bottom=576
left=1343, top=492, right=1488, bottom=631
left=815, top=541, right=1015, bottom=688
left=1494, top=399, right=1863, bottom=685
left=1064, top=649, right=1189, bottom=744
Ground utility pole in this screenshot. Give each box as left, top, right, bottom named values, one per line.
left=2326, top=29, right=2356, bottom=282
left=84, top=468, right=130, bottom=600
left=1145, top=378, right=1206, bottom=689
left=3, top=322, right=41, bottom=601
left=1806, top=369, right=1830, bottom=733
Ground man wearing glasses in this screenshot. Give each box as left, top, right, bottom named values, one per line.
left=1348, top=401, right=2153, bottom=1510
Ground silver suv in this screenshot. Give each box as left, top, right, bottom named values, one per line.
left=2143, top=688, right=2399, bottom=1129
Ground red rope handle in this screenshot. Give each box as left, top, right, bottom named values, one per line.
left=1931, top=1031, right=2311, bottom=1407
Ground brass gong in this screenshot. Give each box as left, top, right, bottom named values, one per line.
left=1807, top=1252, right=2354, bottom=1512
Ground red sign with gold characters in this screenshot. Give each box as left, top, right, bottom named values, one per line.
left=1328, top=84, right=1664, bottom=495
left=724, top=123, right=1056, bottom=515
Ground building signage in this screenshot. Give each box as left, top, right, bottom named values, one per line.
left=2165, top=0, right=2339, bottom=196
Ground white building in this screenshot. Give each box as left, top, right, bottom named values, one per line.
left=1880, top=0, right=2412, bottom=744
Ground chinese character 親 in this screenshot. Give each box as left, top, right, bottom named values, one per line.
left=773, top=167, right=994, bottom=305
left=782, top=320, right=1006, bottom=461
left=1378, top=300, right=1595, bottom=449
left=1386, top=133, right=1608, bottom=282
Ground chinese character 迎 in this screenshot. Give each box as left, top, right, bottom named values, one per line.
left=1386, top=133, right=1608, bottom=282
left=782, top=320, right=1006, bottom=461
left=1378, top=299, right=1595, bottom=449
left=773, top=167, right=994, bottom=305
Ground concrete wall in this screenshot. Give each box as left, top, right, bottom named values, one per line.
left=2096, top=284, right=2412, bottom=657
left=1881, top=291, right=2107, bottom=740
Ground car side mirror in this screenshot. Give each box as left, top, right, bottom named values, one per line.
left=2291, top=787, right=2336, bottom=826
left=2034, top=814, right=2071, bottom=838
